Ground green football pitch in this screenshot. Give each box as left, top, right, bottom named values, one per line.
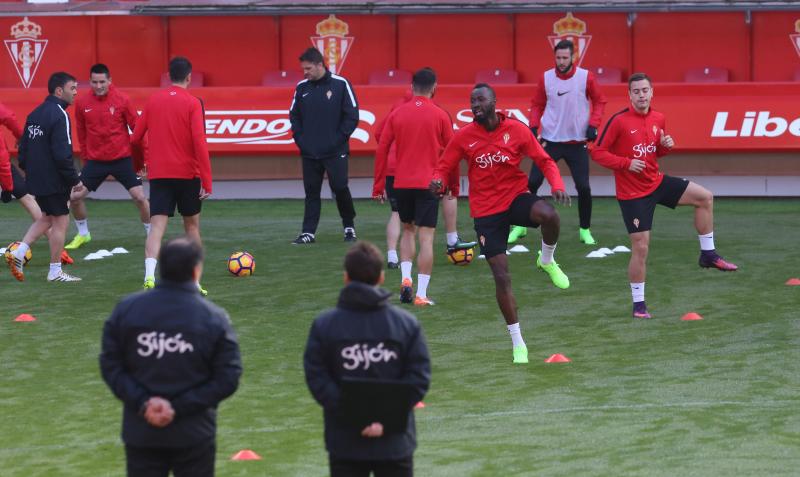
left=1, top=198, right=798, bottom=476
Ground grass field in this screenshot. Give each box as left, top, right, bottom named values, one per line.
left=1, top=197, right=798, bottom=476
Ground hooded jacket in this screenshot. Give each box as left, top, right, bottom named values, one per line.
left=304, top=281, right=431, bottom=460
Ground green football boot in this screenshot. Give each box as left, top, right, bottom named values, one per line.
left=64, top=233, right=91, bottom=250
left=579, top=228, right=597, bottom=245
left=507, top=226, right=527, bottom=244
left=536, top=251, right=570, bottom=289
left=512, top=344, right=529, bottom=364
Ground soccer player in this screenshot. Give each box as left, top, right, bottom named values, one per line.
left=373, top=68, right=455, bottom=306
left=6, top=72, right=86, bottom=282
left=591, top=73, right=738, bottom=319
left=0, top=101, right=74, bottom=265
left=66, top=63, right=150, bottom=249
left=132, top=57, right=212, bottom=294
left=509, top=39, right=607, bottom=246
left=430, top=84, right=570, bottom=364
left=290, top=47, right=359, bottom=244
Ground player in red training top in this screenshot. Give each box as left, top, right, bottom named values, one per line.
left=374, top=86, right=475, bottom=271
left=67, top=63, right=150, bottom=250
left=591, top=73, right=737, bottom=320
left=132, top=57, right=212, bottom=295
left=373, top=68, right=463, bottom=306
left=430, top=83, right=570, bottom=364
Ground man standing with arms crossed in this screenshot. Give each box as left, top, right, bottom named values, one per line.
left=132, top=57, right=212, bottom=294
left=66, top=63, right=150, bottom=249
left=591, top=73, right=737, bottom=319
left=373, top=68, right=458, bottom=306
left=290, top=47, right=359, bottom=244
left=431, top=84, right=570, bottom=364
left=509, top=39, right=606, bottom=246
left=100, top=237, right=242, bottom=477
left=6, top=72, right=85, bottom=282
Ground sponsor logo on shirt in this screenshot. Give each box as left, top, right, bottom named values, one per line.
left=475, top=151, right=511, bottom=169
left=557, top=91, right=569, bottom=96
left=137, top=331, right=194, bottom=359
left=341, top=342, right=398, bottom=370
left=632, top=142, right=656, bottom=158
left=26, top=124, right=42, bottom=139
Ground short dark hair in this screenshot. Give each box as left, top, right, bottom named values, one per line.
left=412, top=67, right=437, bottom=94
left=472, top=82, right=496, bottom=100
left=554, top=39, right=574, bottom=54
left=628, top=72, right=652, bottom=89
left=90, top=63, right=110, bottom=78
left=48, top=72, right=76, bottom=94
left=344, top=242, right=383, bottom=285
left=159, top=237, right=204, bottom=283
left=299, top=47, right=324, bottom=65
left=169, top=56, right=192, bottom=83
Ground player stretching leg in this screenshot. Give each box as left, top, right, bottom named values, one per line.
left=591, top=73, right=737, bottom=319
left=431, top=83, right=570, bottom=363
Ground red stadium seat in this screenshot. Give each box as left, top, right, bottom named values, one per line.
left=793, top=67, right=800, bottom=82
left=475, top=69, right=519, bottom=85
left=368, top=69, right=412, bottom=85
left=160, top=72, right=204, bottom=87
left=589, top=66, right=623, bottom=84
left=262, top=70, right=304, bottom=87
left=684, top=67, right=729, bottom=83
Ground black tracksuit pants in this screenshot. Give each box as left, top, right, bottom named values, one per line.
left=125, top=441, right=215, bottom=477
left=528, top=141, right=592, bottom=229
left=301, top=154, right=356, bottom=234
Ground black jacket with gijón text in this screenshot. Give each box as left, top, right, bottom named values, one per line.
left=290, top=70, right=359, bottom=160
left=100, top=280, right=242, bottom=448
left=18, top=95, right=79, bottom=196
left=304, top=281, right=431, bottom=460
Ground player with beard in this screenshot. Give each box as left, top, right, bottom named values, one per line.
left=430, top=83, right=570, bottom=364
left=591, top=73, right=737, bottom=319
left=509, top=39, right=606, bottom=246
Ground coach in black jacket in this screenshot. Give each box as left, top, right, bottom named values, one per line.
left=304, top=241, right=431, bottom=477
left=289, top=47, right=359, bottom=245
left=100, top=237, right=242, bottom=477
left=6, top=72, right=86, bottom=283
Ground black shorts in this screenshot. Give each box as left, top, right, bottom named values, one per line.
left=35, top=192, right=70, bottom=216
left=149, top=178, right=202, bottom=217
left=11, top=164, right=28, bottom=199
left=474, top=192, right=543, bottom=258
left=385, top=175, right=399, bottom=212
left=394, top=188, right=439, bottom=228
left=618, top=175, right=690, bottom=234
left=79, top=157, right=142, bottom=192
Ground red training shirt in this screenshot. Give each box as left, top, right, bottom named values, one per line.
left=373, top=91, right=412, bottom=177
left=132, top=86, right=212, bottom=193
left=75, top=84, right=140, bottom=164
left=434, top=113, right=565, bottom=218
left=0, top=102, right=23, bottom=191
left=590, top=107, right=670, bottom=200
left=373, top=96, right=456, bottom=196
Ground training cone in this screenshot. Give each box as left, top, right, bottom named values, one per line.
left=414, top=401, right=426, bottom=409
left=545, top=353, right=571, bottom=363
left=14, top=314, right=36, bottom=322
left=231, top=449, right=262, bottom=461
left=785, top=278, right=800, bottom=286
left=681, top=312, right=703, bottom=321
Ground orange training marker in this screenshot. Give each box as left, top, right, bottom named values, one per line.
left=785, top=278, right=800, bottom=286
left=681, top=312, right=703, bottom=321
left=414, top=401, right=426, bottom=409
left=14, top=314, right=36, bottom=322
left=231, top=449, right=262, bottom=461
left=545, top=353, right=571, bottom=363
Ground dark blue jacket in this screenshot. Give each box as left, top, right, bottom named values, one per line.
left=17, top=95, right=79, bottom=196
left=304, top=281, right=431, bottom=460
left=290, top=70, right=359, bottom=160
left=99, top=280, right=242, bottom=448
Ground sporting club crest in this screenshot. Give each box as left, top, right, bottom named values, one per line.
left=548, top=12, right=591, bottom=67
left=791, top=19, right=800, bottom=59
left=4, top=17, right=47, bottom=88
left=310, top=14, right=354, bottom=75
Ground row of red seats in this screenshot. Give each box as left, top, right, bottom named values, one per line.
left=80, top=66, right=798, bottom=89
